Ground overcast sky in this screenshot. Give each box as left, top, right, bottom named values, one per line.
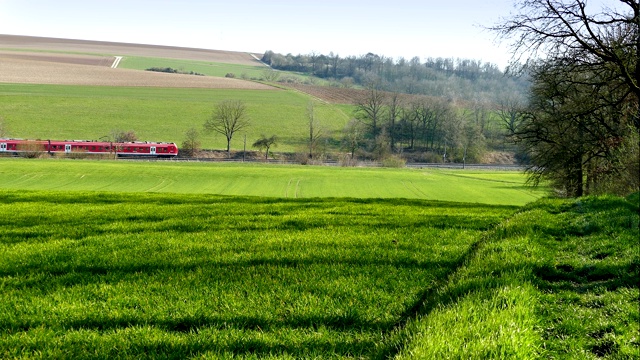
left=0, top=0, right=519, bottom=69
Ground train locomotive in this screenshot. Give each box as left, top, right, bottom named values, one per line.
left=0, top=139, right=179, bottom=158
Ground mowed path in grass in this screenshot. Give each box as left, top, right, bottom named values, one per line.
left=0, top=159, right=544, bottom=205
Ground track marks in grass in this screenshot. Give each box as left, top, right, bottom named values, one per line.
left=285, top=178, right=302, bottom=198
left=401, top=181, right=429, bottom=198
left=144, top=177, right=176, bottom=192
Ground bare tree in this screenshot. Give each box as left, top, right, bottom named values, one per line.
left=491, top=0, right=639, bottom=135
left=342, top=119, right=365, bottom=159
left=306, top=101, right=324, bottom=159
left=180, top=128, right=201, bottom=158
left=441, top=114, right=463, bottom=163
left=204, top=100, right=250, bottom=157
left=111, top=129, right=138, bottom=143
left=492, top=0, right=640, bottom=195
left=517, top=61, right=634, bottom=196
left=355, top=85, right=386, bottom=140
left=386, top=92, right=402, bottom=151
left=497, top=95, right=526, bottom=135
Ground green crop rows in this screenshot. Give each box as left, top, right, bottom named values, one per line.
left=0, top=190, right=637, bottom=359
left=0, top=190, right=515, bottom=358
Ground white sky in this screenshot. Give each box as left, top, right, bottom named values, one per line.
left=0, top=0, right=519, bottom=69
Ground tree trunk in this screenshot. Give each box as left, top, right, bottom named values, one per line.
left=568, top=153, right=584, bottom=197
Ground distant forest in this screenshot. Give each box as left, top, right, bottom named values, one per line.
left=261, top=51, right=530, bottom=103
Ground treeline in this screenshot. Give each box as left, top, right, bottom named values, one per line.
left=261, top=51, right=529, bottom=102
left=493, top=0, right=639, bottom=197
left=340, top=88, right=507, bottom=164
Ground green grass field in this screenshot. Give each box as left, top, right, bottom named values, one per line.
left=0, top=83, right=351, bottom=152
left=119, top=56, right=268, bottom=78
left=1, top=46, right=636, bottom=359
left=394, top=195, right=639, bottom=359
left=0, top=159, right=544, bottom=205
left=0, top=189, right=515, bottom=359
left=0, top=189, right=636, bottom=359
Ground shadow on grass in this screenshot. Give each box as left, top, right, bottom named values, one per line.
left=129, top=335, right=378, bottom=358
left=534, top=261, right=640, bottom=293
left=0, top=188, right=520, bottom=210
left=56, top=313, right=395, bottom=333
left=0, top=256, right=461, bottom=291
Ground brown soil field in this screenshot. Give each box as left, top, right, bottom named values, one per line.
left=0, top=35, right=275, bottom=89
left=0, top=34, right=262, bottom=65
left=0, top=50, right=114, bottom=66
left=0, top=57, right=275, bottom=89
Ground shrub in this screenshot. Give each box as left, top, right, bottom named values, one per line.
left=17, top=141, right=45, bottom=158
left=380, top=155, right=406, bottom=168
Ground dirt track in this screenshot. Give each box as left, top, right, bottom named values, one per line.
left=0, top=35, right=275, bottom=89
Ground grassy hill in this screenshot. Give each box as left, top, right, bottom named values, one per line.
left=0, top=83, right=351, bottom=152
left=0, top=35, right=510, bottom=159
left=0, top=34, right=357, bottom=153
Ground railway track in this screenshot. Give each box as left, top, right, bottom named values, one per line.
left=120, top=156, right=526, bottom=170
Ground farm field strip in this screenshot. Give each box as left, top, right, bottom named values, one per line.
left=0, top=159, right=545, bottom=205
left=0, top=189, right=516, bottom=358
left=118, top=55, right=271, bottom=80
left=0, top=57, right=274, bottom=89
left=0, top=35, right=262, bottom=66
left=0, top=83, right=348, bottom=151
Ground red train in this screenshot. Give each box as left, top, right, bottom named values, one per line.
left=0, top=139, right=179, bottom=157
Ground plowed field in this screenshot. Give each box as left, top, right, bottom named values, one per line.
left=0, top=57, right=274, bottom=89
left=0, top=34, right=261, bottom=65
left=0, top=35, right=275, bottom=89
left=0, top=50, right=113, bottom=66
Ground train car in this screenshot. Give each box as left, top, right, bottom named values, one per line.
left=0, top=139, right=179, bottom=157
